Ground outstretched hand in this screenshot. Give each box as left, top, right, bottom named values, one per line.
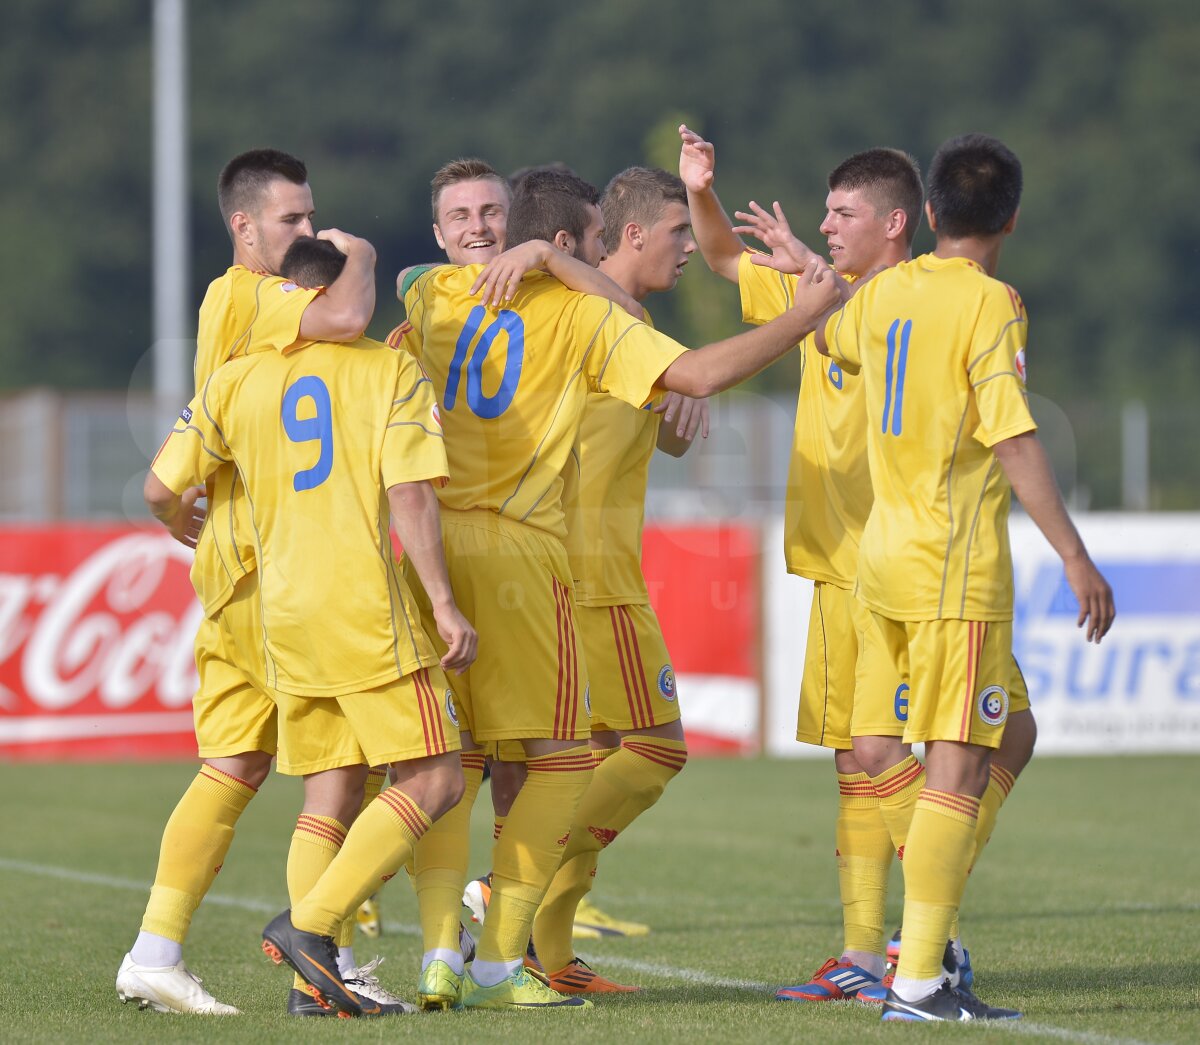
left=733, top=200, right=817, bottom=275
left=678, top=124, right=716, bottom=193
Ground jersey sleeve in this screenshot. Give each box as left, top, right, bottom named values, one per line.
left=251, top=276, right=321, bottom=356
left=150, top=379, right=232, bottom=493
left=822, top=293, right=864, bottom=374
left=581, top=297, right=687, bottom=408
left=738, top=249, right=797, bottom=325
left=380, top=353, right=450, bottom=490
left=968, top=283, right=1036, bottom=446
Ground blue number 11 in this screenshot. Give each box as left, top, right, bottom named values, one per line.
left=882, top=319, right=911, bottom=436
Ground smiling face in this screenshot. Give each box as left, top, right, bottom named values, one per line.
left=433, top=177, right=509, bottom=265
left=634, top=201, right=695, bottom=293
left=818, top=186, right=894, bottom=278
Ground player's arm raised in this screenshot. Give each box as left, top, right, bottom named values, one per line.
left=678, top=124, right=745, bottom=284
left=992, top=432, right=1115, bottom=643
left=388, top=481, right=477, bottom=673
left=298, top=229, right=376, bottom=340
left=657, top=258, right=839, bottom=398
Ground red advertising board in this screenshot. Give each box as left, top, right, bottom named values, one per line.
left=1, top=523, right=760, bottom=761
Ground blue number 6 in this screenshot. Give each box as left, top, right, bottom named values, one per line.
left=282, top=375, right=333, bottom=491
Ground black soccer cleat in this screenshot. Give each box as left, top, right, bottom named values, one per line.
left=881, top=979, right=1021, bottom=1022
left=262, top=910, right=361, bottom=1017
left=286, top=987, right=414, bottom=1017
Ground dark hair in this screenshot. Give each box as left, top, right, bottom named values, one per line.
left=926, top=134, right=1023, bottom=239
left=430, top=158, right=511, bottom=222
left=217, top=148, right=307, bottom=223
left=280, top=237, right=346, bottom=288
left=828, top=148, right=924, bottom=246
left=600, top=167, right=687, bottom=254
left=505, top=167, right=600, bottom=249
left=507, top=161, right=573, bottom=193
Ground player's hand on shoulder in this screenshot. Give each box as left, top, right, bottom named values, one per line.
left=678, top=124, right=716, bottom=192
left=1064, top=554, right=1115, bottom=644
left=470, top=241, right=551, bottom=308
left=433, top=600, right=478, bottom=674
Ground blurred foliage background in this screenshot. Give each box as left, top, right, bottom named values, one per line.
left=2, top=0, right=1197, bottom=506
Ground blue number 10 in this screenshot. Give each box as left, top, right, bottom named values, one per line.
left=445, top=305, right=525, bottom=419
left=282, top=375, right=333, bottom=491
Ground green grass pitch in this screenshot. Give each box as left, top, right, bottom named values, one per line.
left=1, top=755, right=1197, bottom=1043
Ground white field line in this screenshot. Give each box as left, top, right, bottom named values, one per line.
left=0, top=857, right=1167, bottom=1045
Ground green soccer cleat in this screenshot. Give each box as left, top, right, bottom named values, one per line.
left=418, top=960, right=463, bottom=1012
left=458, top=966, right=592, bottom=1010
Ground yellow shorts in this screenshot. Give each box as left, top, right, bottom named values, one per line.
left=578, top=602, right=679, bottom=733
left=407, top=508, right=589, bottom=744
left=797, top=583, right=906, bottom=748
left=193, top=571, right=276, bottom=759
left=273, top=665, right=461, bottom=776
left=873, top=616, right=1027, bottom=747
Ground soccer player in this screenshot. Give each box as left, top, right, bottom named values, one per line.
left=116, top=149, right=382, bottom=1015
left=391, top=166, right=839, bottom=1011
left=681, top=125, right=1042, bottom=1004
left=529, top=166, right=706, bottom=993
left=145, top=235, right=476, bottom=1018
left=817, top=133, right=1114, bottom=1021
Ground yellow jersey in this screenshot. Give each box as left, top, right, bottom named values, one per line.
left=152, top=336, right=447, bottom=696
left=392, top=265, right=686, bottom=540
left=192, top=266, right=319, bottom=617
left=739, top=252, right=871, bottom=588
left=823, top=253, right=1035, bottom=621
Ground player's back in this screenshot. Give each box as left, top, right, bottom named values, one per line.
left=832, top=253, right=1033, bottom=621
left=401, top=264, right=679, bottom=539
left=197, top=337, right=445, bottom=694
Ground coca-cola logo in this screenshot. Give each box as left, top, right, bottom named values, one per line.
left=0, top=532, right=200, bottom=714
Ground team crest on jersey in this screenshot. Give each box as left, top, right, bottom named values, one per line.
left=583, top=683, right=592, bottom=717
left=1015, top=349, right=1027, bottom=385
left=445, top=690, right=459, bottom=727
left=179, top=406, right=192, bottom=423
left=658, top=665, right=677, bottom=701
left=280, top=280, right=299, bottom=293
left=977, top=685, right=1009, bottom=727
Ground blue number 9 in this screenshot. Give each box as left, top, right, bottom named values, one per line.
left=282, top=375, right=333, bottom=491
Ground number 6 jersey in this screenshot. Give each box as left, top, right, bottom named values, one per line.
left=390, top=266, right=686, bottom=541
left=150, top=337, right=449, bottom=696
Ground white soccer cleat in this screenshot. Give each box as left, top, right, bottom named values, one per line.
left=115, top=952, right=240, bottom=1014
left=343, top=956, right=417, bottom=1014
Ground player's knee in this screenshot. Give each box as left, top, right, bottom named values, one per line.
left=996, top=710, right=1037, bottom=777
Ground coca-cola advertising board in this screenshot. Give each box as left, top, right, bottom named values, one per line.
left=0, top=526, right=202, bottom=760
left=1, top=524, right=763, bottom=761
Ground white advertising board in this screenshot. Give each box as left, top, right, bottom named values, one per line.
left=764, top=514, right=1200, bottom=757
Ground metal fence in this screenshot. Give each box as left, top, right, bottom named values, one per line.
left=2, top=388, right=1196, bottom=521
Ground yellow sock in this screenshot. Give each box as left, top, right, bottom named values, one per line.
left=532, top=736, right=686, bottom=973
left=333, top=769, right=388, bottom=948
left=949, top=763, right=1017, bottom=941
left=836, top=771, right=893, bottom=957
left=286, top=814, right=347, bottom=988
left=870, top=754, right=926, bottom=859
left=292, top=788, right=431, bottom=937
left=895, top=790, right=979, bottom=985
left=478, top=746, right=593, bottom=965
left=414, top=751, right=486, bottom=955
left=140, top=765, right=256, bottom=941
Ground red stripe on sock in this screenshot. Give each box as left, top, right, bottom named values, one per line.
left=295, top=815, right=346, bottom=847
left=990, top=764, right=1016, bottom=797
left=200, top=764, right=258, bottom=793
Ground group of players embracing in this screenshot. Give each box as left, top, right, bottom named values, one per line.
left=115, top=124, right=1113, bottom=1023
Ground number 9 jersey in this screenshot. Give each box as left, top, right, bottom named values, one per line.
left=150, top=337, right=449, bottom=697
left=391, top=265, right=687, bottom=540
